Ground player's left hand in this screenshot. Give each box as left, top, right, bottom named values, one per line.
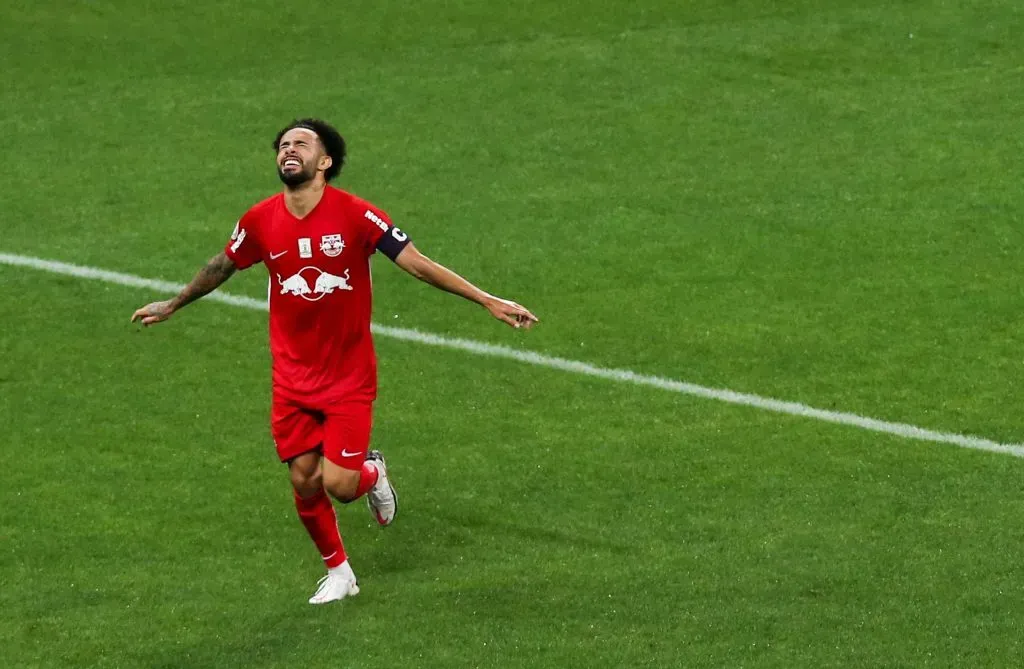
left=486, top=297, right=538, bottom=330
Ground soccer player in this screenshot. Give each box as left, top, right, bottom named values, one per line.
left=131, top=118, right=538, bottom=604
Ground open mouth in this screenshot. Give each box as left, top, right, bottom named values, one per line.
left=282, top=158, right=301, bottom=170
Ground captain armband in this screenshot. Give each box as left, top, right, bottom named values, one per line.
left=375, top=226, right=412, bottom=261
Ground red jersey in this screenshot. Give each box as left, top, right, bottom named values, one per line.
left=224, top=186, right=402, bottom=403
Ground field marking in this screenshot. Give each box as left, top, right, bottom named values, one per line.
left=3, top=251, right=1022, bottom=458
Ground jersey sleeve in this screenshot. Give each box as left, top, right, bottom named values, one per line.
left=356, top=202, right=411, bottom=261
left=223, top=206, right=263, bottom=270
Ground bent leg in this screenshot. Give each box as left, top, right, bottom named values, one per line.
left=321, top=400, right=378, bottom=503
left=320, top=400, right=397, bottom=526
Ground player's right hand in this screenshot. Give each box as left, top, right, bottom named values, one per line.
left=131, top=300, right=176, bottom=326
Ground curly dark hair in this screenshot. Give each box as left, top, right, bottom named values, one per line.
left=273, top=118, right=346, bottom=182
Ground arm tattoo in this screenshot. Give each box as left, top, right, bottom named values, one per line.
left=171, top=252, right=236, bottom=310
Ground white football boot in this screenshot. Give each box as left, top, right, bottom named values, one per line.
left=308, top=561, right=360, bottom=605
left=365, top=450, right=397, bottom=526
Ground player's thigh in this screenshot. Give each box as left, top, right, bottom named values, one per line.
left=271, top=396, right=324, bottom=464
left=321, top=400, right=374, bottom=471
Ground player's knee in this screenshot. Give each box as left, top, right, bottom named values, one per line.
left=290, top=467, right=322, bottom=498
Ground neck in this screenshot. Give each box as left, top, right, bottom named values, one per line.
left=284, top=179, right=327, bottom=219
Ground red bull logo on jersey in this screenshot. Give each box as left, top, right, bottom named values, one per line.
left=276, top=267, right=353, bottom=301
left=319, top=234, right=345, bottom=258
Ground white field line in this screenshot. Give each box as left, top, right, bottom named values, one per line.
left=3, top=251, right=1022, bottom=458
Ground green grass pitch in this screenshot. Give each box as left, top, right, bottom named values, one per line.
left=3, top=1, right=1024, bottom=666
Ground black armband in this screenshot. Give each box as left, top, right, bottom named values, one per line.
left=376, top=226, right=412, bottom=261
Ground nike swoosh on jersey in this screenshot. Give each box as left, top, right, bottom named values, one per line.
left=340, top=449, right=363, bottom=458
left=269, top=250, right=288, bottom=260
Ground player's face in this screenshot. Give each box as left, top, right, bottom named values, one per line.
left=276, top=128, right=331, bottom=187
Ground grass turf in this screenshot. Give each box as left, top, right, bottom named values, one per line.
left=3, top=1, right=1024, bottom=666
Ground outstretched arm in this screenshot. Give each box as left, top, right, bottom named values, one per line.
left=393, top=243, right=538, bottom=329
left=130, top=252, right=237, bottom=326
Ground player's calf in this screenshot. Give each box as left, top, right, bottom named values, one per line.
left=321, top=457, right=382, bottom=504
left=322, top=465, right=362, bottom=502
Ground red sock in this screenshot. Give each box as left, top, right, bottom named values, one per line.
left=293, top=489, right=346, bottom=569
left=354, top=461, right=379, bottom=499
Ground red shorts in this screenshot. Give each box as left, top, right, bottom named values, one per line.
left=271, top=394, right=373, bottom=470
